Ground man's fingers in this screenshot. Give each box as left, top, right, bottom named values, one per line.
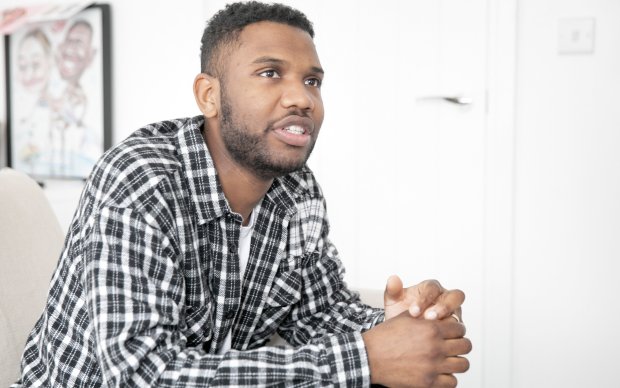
left=437, top=319, right=467, bottom=339
left=424, top=288, right=465, bottom=320
left=406, top=279, right=443, bottom=317
left=384, top=274, right=404, bottom=304
left=443, top=337, right=473, bottom=357
left=439, top=356, right=471, bottom=374
left=431, top=374, right=458, bottom=388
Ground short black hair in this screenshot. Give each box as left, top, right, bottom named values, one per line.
left=200, top=1, right=314, bottom=76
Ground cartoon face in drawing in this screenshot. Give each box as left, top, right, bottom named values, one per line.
left=56, top=21, right=95, bottom=83
left=17, top=29, right=52, bottom=95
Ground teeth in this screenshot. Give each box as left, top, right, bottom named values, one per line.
left=285, top=125, right=305, bottom=135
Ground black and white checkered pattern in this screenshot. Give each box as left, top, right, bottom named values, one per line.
left=15, top=116, right=384, bottom=387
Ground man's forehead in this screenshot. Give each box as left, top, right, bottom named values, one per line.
left=234, top=21, right=320, bottom=63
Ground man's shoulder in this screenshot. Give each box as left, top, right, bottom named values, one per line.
left=110, top=117, right=194, bottom=166
left=87, top=117, right=200, bottom=207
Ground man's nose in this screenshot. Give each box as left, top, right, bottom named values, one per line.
left=280, top=81, right=315, bottom=111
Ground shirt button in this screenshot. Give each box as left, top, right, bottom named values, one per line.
left=225, top=310, right=236, bottom=320
left=229, top=243, right=237, bottom=251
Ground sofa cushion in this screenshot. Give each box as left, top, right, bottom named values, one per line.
left=0, top=169, right=64, bottom=386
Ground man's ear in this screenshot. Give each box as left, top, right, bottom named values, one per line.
left=193, top=73, right=220, bottom=118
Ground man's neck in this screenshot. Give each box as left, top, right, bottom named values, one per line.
left=202, top=126, right=272, bottom=226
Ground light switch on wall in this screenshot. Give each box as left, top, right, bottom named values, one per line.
left=558, top=18, right=595, bottom=54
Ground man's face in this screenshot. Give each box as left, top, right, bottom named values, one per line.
left=57, top=23, right=93, bottom=82
left=216, top=21, right=325, bottom=179
left=18, top=35, right=51, bottom=94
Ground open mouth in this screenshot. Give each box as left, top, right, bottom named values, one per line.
left=272, top=125, right=311, bottom=147
left=270, top=115, right=315, bottom=147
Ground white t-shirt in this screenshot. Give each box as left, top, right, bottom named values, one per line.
left=217, top=209, right=257, bottom=354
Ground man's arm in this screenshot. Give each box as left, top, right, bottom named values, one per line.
left=274, top=234, right=385, bottom=347
left=272, top=199, right=471, bottom=387
left=272, top=239, right=471, bottom=387
left=274, top=204, right=465, bottom=343
left=84, top=205, right=370, bottom=387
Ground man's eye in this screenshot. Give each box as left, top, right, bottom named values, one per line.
left=305, top=78, right=322, bottom=88
left=259, top=70, right=280, bottom=78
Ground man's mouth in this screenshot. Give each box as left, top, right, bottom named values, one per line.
left=271, top=117, right=314, bottom=147
left=272, top=115, right=314, bottom=136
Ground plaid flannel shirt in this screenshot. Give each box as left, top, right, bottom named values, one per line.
left=17, top=116, right=384, bottom=387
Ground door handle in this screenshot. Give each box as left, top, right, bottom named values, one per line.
left=416, top=95, right=473, bottom=106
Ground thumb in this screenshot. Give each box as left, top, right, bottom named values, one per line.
left=384, top=274, right=404, bottom=305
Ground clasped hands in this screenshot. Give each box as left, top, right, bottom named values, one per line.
left=362, top=275, right=472, bottom=388
left=383, top=275, right=464, bottom=322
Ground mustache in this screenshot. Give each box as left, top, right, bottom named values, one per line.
left=265, top=109, right=311, bottom=131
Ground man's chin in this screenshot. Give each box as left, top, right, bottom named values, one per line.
left=251, top=159, right=308, bottom=180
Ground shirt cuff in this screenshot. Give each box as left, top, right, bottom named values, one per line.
left=324, top=331, right=371, bottom=387
left=377, top=310, right=386, bottom=324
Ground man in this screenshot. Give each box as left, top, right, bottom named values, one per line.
left=17, top=2, right=471, bottom=387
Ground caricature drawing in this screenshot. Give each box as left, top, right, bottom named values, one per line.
left=9, top=7, right=107, bottom=179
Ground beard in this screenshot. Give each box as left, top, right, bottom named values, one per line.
left=219, top=87, right=317, bottom=180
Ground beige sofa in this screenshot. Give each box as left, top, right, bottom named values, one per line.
left=0, top=168, right=383, bottom=385
left=0, top=168, right=64, bottom=386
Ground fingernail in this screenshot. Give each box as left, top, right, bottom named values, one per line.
left=409, top=305, right=421, bottom=316
left=425, top=309, right=438, bottom=320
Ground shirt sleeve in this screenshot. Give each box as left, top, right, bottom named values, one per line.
left=275, top=201, right=385, bottom=351
left=84, top=205, right=371, bottom=387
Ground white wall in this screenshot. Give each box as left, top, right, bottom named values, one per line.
left=514, top=0, right=620, bottom=387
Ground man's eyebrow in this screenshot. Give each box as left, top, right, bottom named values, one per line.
left=310, top=66, right=325, bottom=76
left=252, top=56, right=285, bottom=65
left=251, top=56, right=324, bottom=75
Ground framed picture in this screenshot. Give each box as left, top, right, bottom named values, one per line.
left=4, top=3, right=111, bottom=179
